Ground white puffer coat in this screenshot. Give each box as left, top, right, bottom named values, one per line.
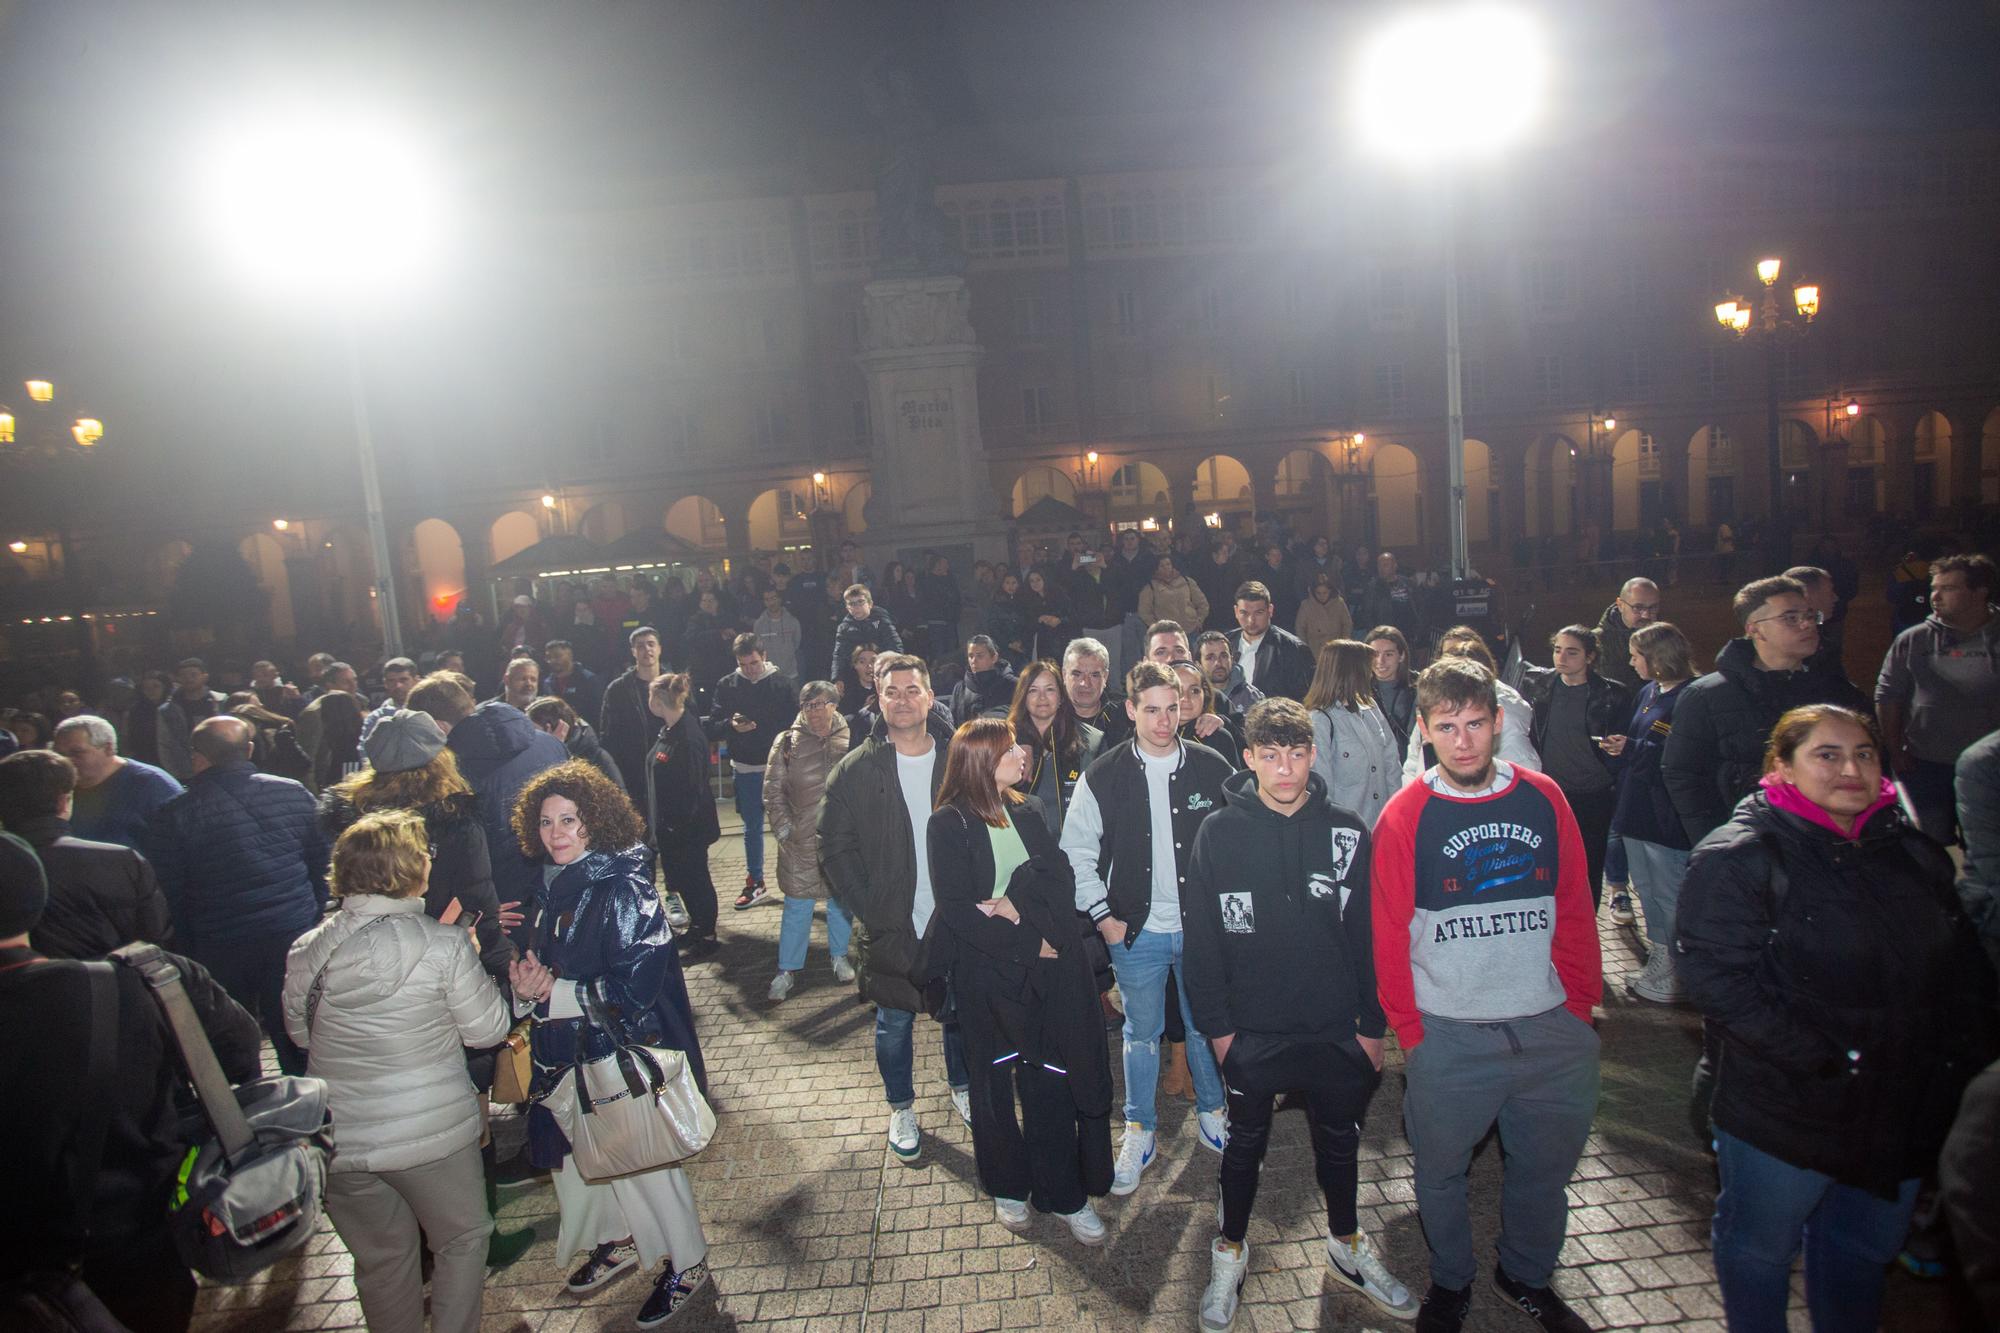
left=282, top=895, right=512, bottom=1173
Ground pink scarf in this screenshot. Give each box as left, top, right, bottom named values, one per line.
left=1759, top=772, right=1898, bottom=840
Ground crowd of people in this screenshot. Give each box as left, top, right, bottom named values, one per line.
left=2, top=522, right=1998, bottom=1333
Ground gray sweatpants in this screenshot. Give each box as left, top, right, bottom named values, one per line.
left=1403, top=1005, right=1600, bottom=1290
left=325, top=1139, right=491, bottom=1333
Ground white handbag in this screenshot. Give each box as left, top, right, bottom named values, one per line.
left=540, top=987, right=716, bottom=1181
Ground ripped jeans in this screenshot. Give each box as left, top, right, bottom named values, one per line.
left=1108, top=927, right=1225, bottom=1129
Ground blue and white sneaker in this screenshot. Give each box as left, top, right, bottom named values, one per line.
left=1110, top=1123, right=1155, bottom=1195
left=1196, top=1108, right=1229, bottom=1154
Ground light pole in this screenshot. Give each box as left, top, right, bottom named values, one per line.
left=1713, top=257, right=1820, bottom=547
left=0, top=376, right=107, bottom=657
left=202, top=108, right=447, bottom=657
left=1352, top=3, right=1547, bottom=580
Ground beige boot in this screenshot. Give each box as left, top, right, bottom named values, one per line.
left=1160, top=1040, right=1194, bottom=1099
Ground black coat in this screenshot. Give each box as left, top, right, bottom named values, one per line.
left=146, top=759, right=328, bottom=954
left=1517, top=666, right=1634, bottom=786
left=928, top=796, right=1112, bottom=1118
left=563, top=718, right=625, bottom=792
left=598, top=668, right=659, bottom=817
left=1678, top=791, right=1998, bottom=1195
left=1661, top=638, right=1872, bottom=845
left=1227, top=624, right=1315, bottom=702
left=646, top=711, right=721, bottom=853
left=6, top=814, right=173, bottom=961
left=950, top=665, right=1018, bottom=724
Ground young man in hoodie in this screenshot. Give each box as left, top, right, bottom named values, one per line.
left=1183, top=699, right=1417, bottom=1331
left=1875, top=552, right=1998, bottom=844
left=1371, top=659, right=1602, bottom=1333
left=706, top=633, right=797, bottom=908
left=1061, top=660, right=1234, bottom=1196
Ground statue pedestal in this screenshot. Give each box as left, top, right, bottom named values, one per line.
left=855, top=275, right=1009, bottom=571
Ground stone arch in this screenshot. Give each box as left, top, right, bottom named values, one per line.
left=1273, top=448, right=1338, bottom=535
left=665, top=495, right=729, bottom=551
left=1913, top=410, right=1953, bottom=517
left=1010, top=466, right=1079, bottom=517
left=840, top=482, right=872, bottom=536
left=1842, top=415, right=1890, bottom=517
left=140, top=539, right=194, bottom=599
left=412, top=518, right=467, bottom=623
left=1191, top=454, right=1253, bottom=512
left=1608, top=429, right=1646, bottom=533
left=1686, top=426, right=1737, bottom=528
left=580, top=499, right=638, bottom=545
left=1982, top=407, right=2000, bottom=506
left=1107, top=461, right=1170, bottom=524
left=237, top=532, right=294, bottom=640
left=1524, top=435, right=1579, bottom=539
left=489, top=510, right=541, bottom=565
left=747, top=486, right=814, bottom=551
left=1370, top=443, right=1423, bottom=549
left=1462, top=439, right=1498, bottom=544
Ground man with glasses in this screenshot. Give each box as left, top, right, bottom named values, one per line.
left=1875, top=553, right=2000, bottom=844
left=1594, top=577, right=1662, bottom=690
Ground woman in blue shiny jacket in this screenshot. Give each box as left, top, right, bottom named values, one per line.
left=509, top=759, right=711, bottom=1328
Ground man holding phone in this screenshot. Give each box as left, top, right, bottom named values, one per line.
left=705, top=633, right=796, bottom=910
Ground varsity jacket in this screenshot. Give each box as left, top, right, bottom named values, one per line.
left=1369, top=762, right=1602, bottom=1048
left=1059, top=736, right=1233, bottom=944
left=1181, top=770, right=1384, bottom=1045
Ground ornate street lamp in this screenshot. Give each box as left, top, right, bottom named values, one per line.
left=1713, top=255, right=1823, bottom=541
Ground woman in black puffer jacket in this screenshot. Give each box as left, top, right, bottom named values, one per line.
left=1678, top=704, right=1996, bottom=1333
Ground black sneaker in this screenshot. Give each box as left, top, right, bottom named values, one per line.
left=1493, top=1266, right=1593, bottom=1333
left=679, top=935, right=721, bottom=962
left=565, top=1239, right=638, bottom=1293
left=1414, top=1282, right=1472, bottom=1333
left=636, top=1260, right=711, bottom=1327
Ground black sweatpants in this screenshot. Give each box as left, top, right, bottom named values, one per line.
left=196, top=929, right=304, bottom=1076
left=1561, top=786, right=1618, bottom=910
left=965, top=1053, right=1113, bottom=1215
left=1218, top=1031, right=1379, bottom=1243
left=658, top=839, right=719, bottom=942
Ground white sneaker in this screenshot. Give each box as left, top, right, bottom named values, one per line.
left=767, top=971, right=795, bottom=1002
left=887, top=1108, right=921, bottom=1163
left=832, top=956, right=856, bottom=983
left=1607, top=889, right=1635, bottom=925
left=993, top=1197, right=1031, bottom=1235
left=950, top=1086, right=972, bottom=1126
left=1196, top=1108, right=1229, bottom=1154
left=1626, top=947, right=1684, bottom=1004
left=663, top=894, right=691, bottom=929
left=1200, top=1236, right=1249, bottom=1332
left=1110, top=1123, right=1155, bottom=1196
left=1327, top=1228, right=1419, bottom=1320
left=1060, top=1202, right=1106, bottom=1246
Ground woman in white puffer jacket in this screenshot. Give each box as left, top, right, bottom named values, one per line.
left=283, top=808, right=512, bottom=1333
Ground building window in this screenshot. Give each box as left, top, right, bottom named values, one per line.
left=1460, top=359, right=1485, bottom=411
left=849, top=398, right=871, bottom=444
left=1285, top=368, right=1310, bottom=415
left=754, top=402, right=790, bottom=452
left=1114, top=290, right=1139, bottom=336
left=1112, top=377, right=1143, bottom=417
left=945, top=193, right=1066, bottom=261
left=1697, top=346, right=1731, bottom=397
left=1614, top=258, right=1652, bottom=310
left=1780, top=343, right=1812, bottom=396
left=666, top=407, right=698, bottom=452
left=1015, top=296, right=1045, bottom=338
left=1373, top=363, right=1407, bottom=417
left=1525, top=257, right=1571, bottom=315
left=1533, top=353, right=1564, bottom=406
left=1616, top=347, right=1656, bottom=400
left=1022, top=385, right=1055, bottom=428
left=1371, top=264, right=1410, bottom=324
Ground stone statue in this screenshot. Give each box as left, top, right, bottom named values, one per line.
left=862, top=56, right=964, bottom=278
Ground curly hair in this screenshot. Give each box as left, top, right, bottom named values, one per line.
left=332, top=748, right=473, bottom=814
left=510, top=758, right=645, bottom=861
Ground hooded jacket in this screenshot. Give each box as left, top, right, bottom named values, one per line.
left=445, top=701, right=570, bottom=917
left=1874, top=610, right=2000, bottom=763
left=1594, top=602, right=1642, bottom=689
left=1181, top=771, right=1384, bottom=1047
left=146, top=759, right=328, bottom=952
left=1660, top=637, right=1870, bottom=845
left=829, top=607, right=903, bottom=680
left=1678, top=787, right=1997, bottom=1195
left=4, top=814, right=173, bottom=961
left=950, top=664, right=1018, bottom=724
left=704, top=662, right=797, bottom=769
left=766, top=710, right=851, bottom=900
left=282, top=895, right=512, bottom=1173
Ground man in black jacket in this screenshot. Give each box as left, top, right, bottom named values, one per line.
left=706, top=632, right=796, bottom=909
left=819, top=654, right=967, bottom=1165
left=1226, top=580, right=1315, bottom=703
left=598, top=625, right=666, bottom=825
left=0, top=831, right=261, bottom=1333
left=1061, top=660, right=1234, bottom=1197
left=829, top=584, right=904, bottom=679
left=1662, top=575, right=1871, bottom=846
left=1182, top=699, right=1416, bottom=1328
left=0, top=750, right=173, bottom=960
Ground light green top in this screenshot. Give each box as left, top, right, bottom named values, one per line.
left=990, top=812, right=1031, bottom=899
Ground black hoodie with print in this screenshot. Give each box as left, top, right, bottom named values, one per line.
left=1181, top=769, right=1384, bottom=1045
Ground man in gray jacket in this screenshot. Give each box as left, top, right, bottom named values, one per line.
left=1876, top=553, right=1999, bottom=843
left=156, top=657, right=228, bottom=781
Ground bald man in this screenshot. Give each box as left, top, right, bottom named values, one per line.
left=145, top=714, right=328, bottom=1073
left=1595, top=577, right=1663, bottom=689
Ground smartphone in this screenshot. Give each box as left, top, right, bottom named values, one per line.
left=465, top=911, right=484, bottom=932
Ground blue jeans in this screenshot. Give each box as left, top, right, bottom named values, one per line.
left=777, top=895, right=851, bottom=972
left=734, top=770, right=766, bottom=881
left=1110, top=927, right=1225, bottom=1128
left=875, top=1004, right=968, bottom=1109
left=1604, top=830, right=1628, bottom=888
left=1712, top=1129, right=1920, bottom=1333
left=1624, top=838, right=1690, bottom=949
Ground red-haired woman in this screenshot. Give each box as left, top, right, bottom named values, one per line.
left=929, top=718, right=1112, bottom=1246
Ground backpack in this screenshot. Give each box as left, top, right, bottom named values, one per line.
left=110, top=944, right=333, bottom=1284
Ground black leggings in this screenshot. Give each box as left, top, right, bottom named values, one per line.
left=658, top=839, right=719, bottom=941
left=1218, top=1032, right=1378, bottom=1242
left=1561, top=786, right=1618, bottom=910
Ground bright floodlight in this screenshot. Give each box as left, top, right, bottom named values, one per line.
left=203, top=110, right=445, bottom=300
left=1352, top=4, right=1547, bottom=164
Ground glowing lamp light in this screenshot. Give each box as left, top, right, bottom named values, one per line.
left=811, top=471, right=827, bottom=486
left=25, top=379, right=52, bottom=403
left=7, top=540, right=26, bottom=553
left=1845, top=398, right=1861, bottom=417
left=1140, top=516, right=1160, bottom=532
left=1756, top=257, right=1781, bottom=286
left=1351, top=4, right=1549, bottom=166
left=0, top=411, right=14, bottom=444
left=540, top=493, right=557, bottom=509
left=1353, top=432, right=1365, bottom=445
left=1729, top=305, right=1751, bottom=335
left=1601, top=416, right=1617, bottom=432
left=272, top=518, right=290, bottom=531
left=1085, top=450, right=1099, bottom=464
left=1792, top=283, right=1820, bottom=322
left=70, top=418, right=103, bottom=447
left=1714, top=298, right=1740, bottom=330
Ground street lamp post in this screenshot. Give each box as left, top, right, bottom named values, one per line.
left=1713, top=257, right=1820, bottom=549
left=0, top=376, right=108, bottom=658
left=1352, top=4, right=1548, bottom=581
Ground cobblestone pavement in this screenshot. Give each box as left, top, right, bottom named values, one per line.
left=192, top=808, right=1953, bottom=1333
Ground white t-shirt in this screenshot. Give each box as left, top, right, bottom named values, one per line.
left=1141, top=746, right=1181, bottom=933
left=897, top=747, right=939, bottom=936
left=1238, top=632, right=1265, bottom=688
